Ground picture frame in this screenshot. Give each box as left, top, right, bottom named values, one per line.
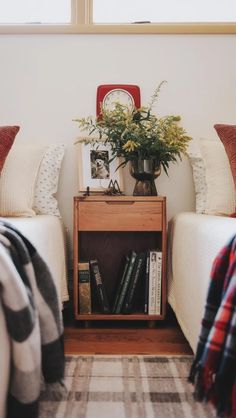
left=77, top=140, right=124, bottom=193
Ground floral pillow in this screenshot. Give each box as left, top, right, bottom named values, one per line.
left=0, top=126, right=20, bottom=173
left=33, top=144, right=65, bottom=216
left=188, top=152, right=207, bottom=214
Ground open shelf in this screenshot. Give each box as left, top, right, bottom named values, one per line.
left=73, top=196, right=167, bottom=324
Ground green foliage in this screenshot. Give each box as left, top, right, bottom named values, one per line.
left=74, top=82, right=192, bottom=174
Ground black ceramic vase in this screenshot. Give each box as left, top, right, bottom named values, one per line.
left=129, top=158, right=161, bottom=196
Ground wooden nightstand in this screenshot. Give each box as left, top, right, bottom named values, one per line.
left=73, top=195, right=166, bottom=323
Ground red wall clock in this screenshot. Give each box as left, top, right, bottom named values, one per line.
left=96, top=84, right=141, bottom=116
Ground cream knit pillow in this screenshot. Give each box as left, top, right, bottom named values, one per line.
left=0, top=145, right=46, bottom=216
left=199, top=139, right=235, bottom=215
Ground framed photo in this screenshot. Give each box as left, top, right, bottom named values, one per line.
left=77, top=141, right=124, bottom=193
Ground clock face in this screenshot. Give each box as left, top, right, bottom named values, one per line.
left=96, top=84, right=141, bottom=117
left=103, top=89, right=135, bottom=111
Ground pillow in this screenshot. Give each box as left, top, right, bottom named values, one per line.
left=187, top=153, right=207, bottom=214
left=214, top=124, right=236, bottom=188
left=33, top=144, right=65, bottom=216
left=0, top=126, right=20, bottom=173
left=0, top=145, right=46, bottom=216
left=198, top=139, right=235, bottom=215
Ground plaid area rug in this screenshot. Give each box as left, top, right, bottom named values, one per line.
left=39, top=355, right=215, bottom=418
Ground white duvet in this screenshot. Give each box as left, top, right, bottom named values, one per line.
left=168, top=212, right=236, bottom=353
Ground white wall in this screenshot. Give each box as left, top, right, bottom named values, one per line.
left=0, top=34, right=236, bottom=255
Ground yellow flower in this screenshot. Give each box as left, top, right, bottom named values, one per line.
left=75, top=82, right=192, bottom=174
left=122, top=140, right=140, bottom=153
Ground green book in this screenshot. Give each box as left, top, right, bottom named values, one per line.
left=122, top=252, right=146, bottom=314
left=90, top=259, right=110, bottom=313
left=112, top=255, right=130, bottom=313
left=144, top=252, right=150, bottom=314
left=115, top=251, right=137, bottom=314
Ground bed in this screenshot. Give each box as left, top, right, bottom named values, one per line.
left=168, top=133, right=236, bottom=353
left=0, top=214, right=68, bottom=418
left=168, top=212, right=236, bottom=353
left=0, top=130, right=69, bottom=417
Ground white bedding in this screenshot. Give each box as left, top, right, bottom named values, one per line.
left=168, top=212, right=236, bottom=353
left=5, top=215, right=69, bottom=305
left=0, top=215, right=68, bottom=418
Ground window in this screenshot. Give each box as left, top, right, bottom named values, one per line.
left=0, top=0, right=71, bottom=24
left=0, top=0, right=235, bottom=33
left=93, top=0, right=236, bottom=24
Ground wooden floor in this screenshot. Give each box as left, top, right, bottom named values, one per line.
left=63, top=305, right=193, bottom=355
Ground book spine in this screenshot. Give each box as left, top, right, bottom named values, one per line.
left=112, top=255, right=130, bottom=313
left=78, top=262, right=91, bottom=314
left=155, top=252, right=162, bottom=315
left=90, top=259, right=110, bottom=313
left=148, top=250, right=162, bottom=315
left=123, top=252, right=145, bottom=313
left=144, top=252, right=150, bottom=314
left=115, top=251, right=137, bottom=314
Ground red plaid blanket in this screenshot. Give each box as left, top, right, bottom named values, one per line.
left=189, top=235, right=236, bottom=417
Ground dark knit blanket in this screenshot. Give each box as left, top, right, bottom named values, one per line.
left=0, top=220, right=64, bottom=418
left=189, top=235, right=236, bottom=418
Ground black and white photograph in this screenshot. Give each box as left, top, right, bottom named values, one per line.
left=77, top=141, right=124, bottom=193
left=90, top=150, right=110, bottom=179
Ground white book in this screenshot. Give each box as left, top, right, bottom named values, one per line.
left=155, top=252, right=162, bottom=315
left=148, top=250, right=162, bottom=315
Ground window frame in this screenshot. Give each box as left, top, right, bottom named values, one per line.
left=0, top=0, right=236, bottom=34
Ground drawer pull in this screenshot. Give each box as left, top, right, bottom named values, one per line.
left=105, top=201, right=135, bottom=205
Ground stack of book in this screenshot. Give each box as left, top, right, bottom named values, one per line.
left=77, top=259, right=110, bottom=314
left=112, top=249, right=162, bottom=315
left=77, top=249, right=162, bottom=315
left=112, top=251, right=145, bottom=314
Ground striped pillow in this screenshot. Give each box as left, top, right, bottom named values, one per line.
left=0, top=145, right=46, bottom=216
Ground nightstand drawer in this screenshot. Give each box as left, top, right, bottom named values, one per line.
left=78, top=200, right=163, bottom=231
